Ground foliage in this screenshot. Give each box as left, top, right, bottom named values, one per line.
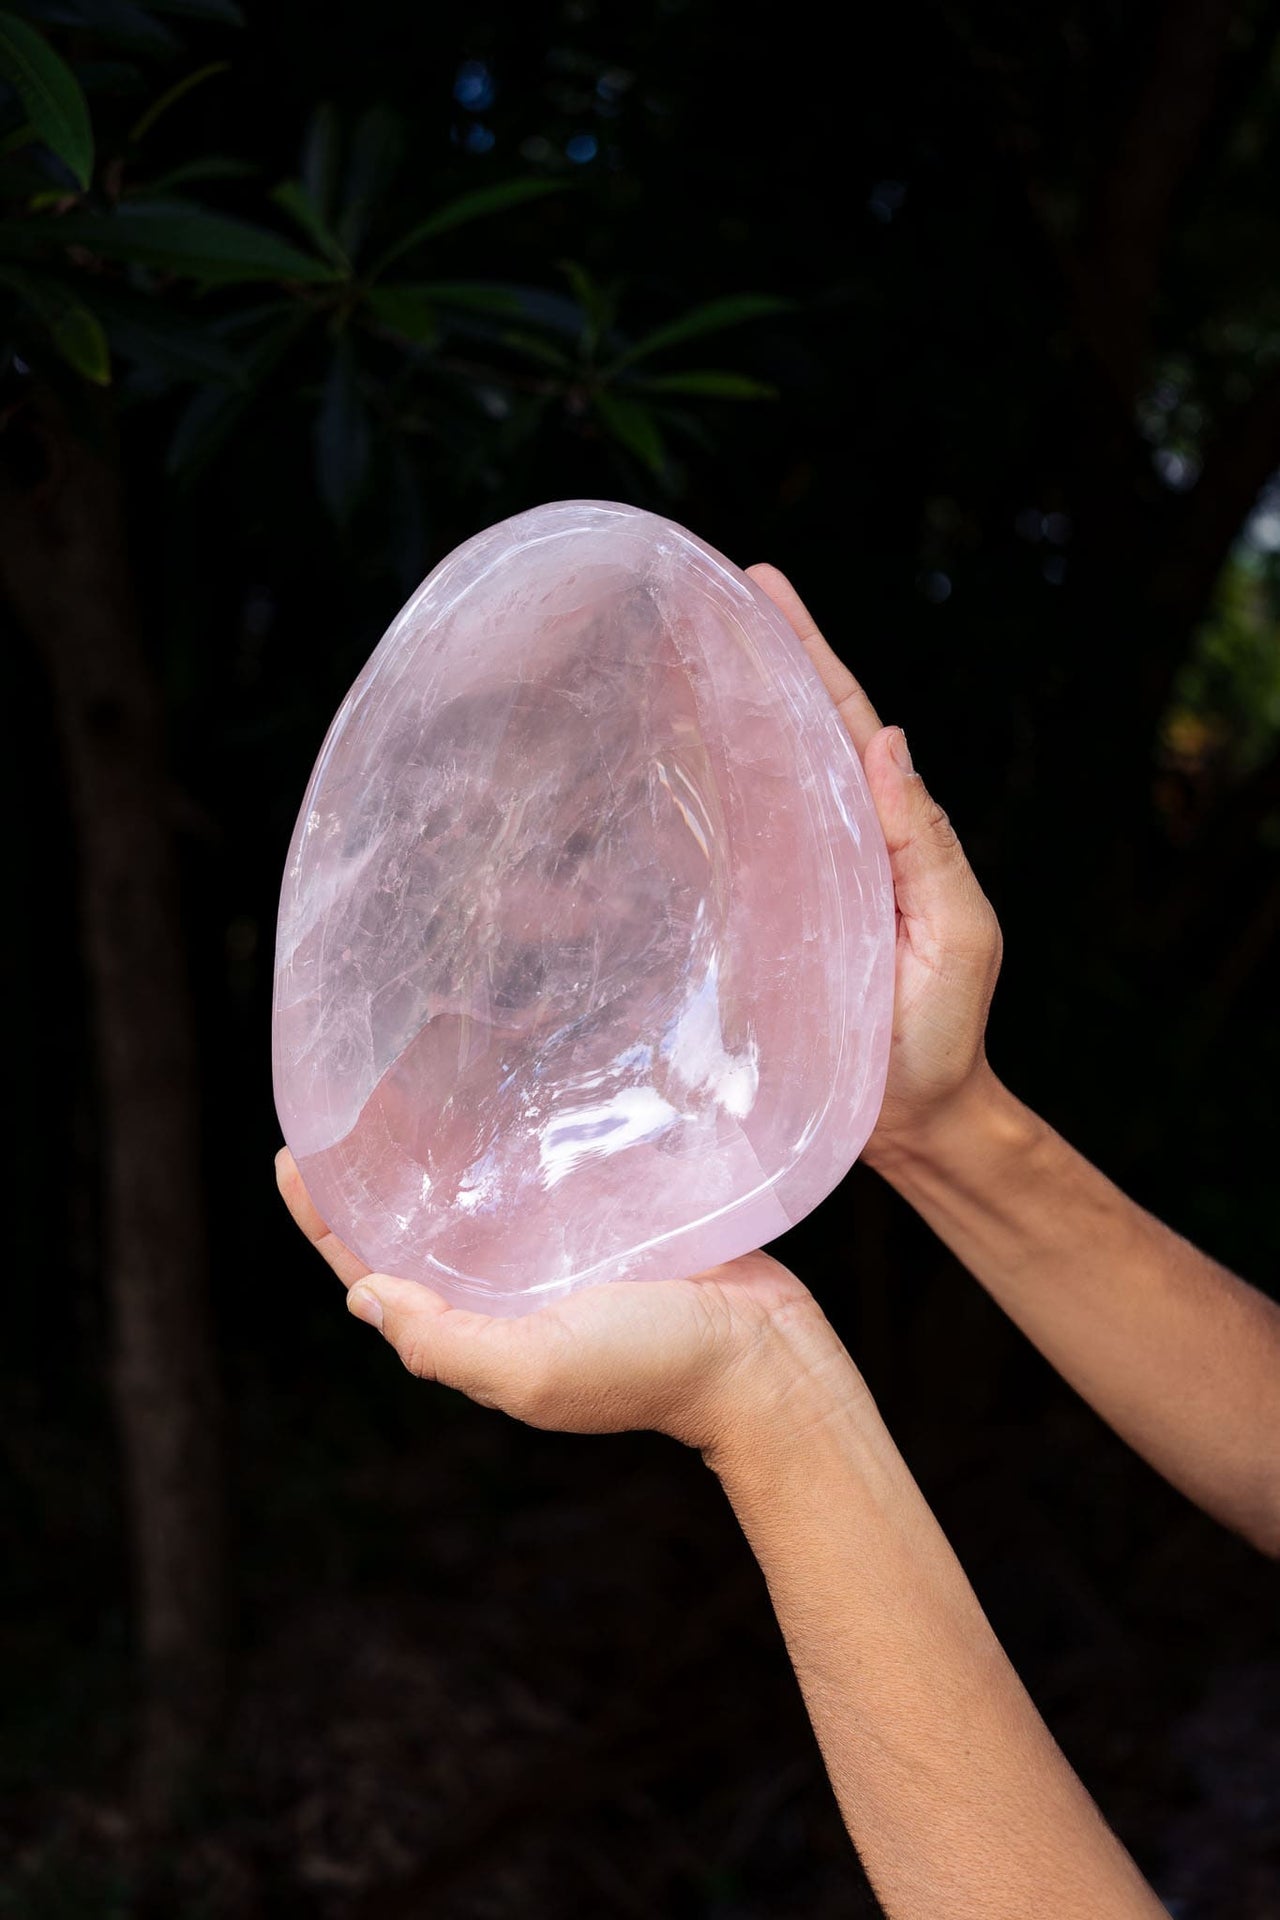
left=0, top=0, right=784, bottom=533
left=1171, top=537, right=1280, bottom=774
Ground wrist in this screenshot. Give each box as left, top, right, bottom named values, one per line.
left=699, top=1301, right=879, bottom=1484
left=863, top=1061, right=1039, bottom=1189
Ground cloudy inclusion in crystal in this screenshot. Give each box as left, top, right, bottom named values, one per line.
left=272, top=501, right=894, bottom=1313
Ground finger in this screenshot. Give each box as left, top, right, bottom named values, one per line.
left=346, top=1274, right=549, bottom=1414
left=275, top=1147, right=371, bottom=1288
left=863, top=727, right=997, bottom=951
left=746, top=562, right=883, bottom=754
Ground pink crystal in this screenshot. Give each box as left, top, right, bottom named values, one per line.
left=272, top=501, right=894, bottom=1313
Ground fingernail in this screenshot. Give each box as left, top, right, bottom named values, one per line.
left=347, top=1286, right=384, bottom=1332
left=889, top=727, right=913, bottom=775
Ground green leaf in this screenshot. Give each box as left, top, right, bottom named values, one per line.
left=560, top=258, right=615, bottom=356
left=166, top=376, right=252, bottom=481
left=50, top=300, right=109, bottom=382
left=0, top=258, right=56, bottom=303
left=162, top=309, right=297, bottom=477
left=610, top=294, right=790, bottom=370
left=272, top=179, right=350, bottom=272
left=415, top=280, right=525, bottom=315
left=90, top=289, right=245, bottom=383
left=0, top=11, right=94, bottom=189
left=367, top=280, right=524, bottom=346
left=498, top=326, right=572, bottom=371
left=0, top=263, right=110, bottom=382
left=301, top=100, right=340, bottom=226
left=315, top=339, right=370, bottom=523
left=652, top=403, right=716, bottom=456
left=366, top=284, right=439, bottom=349
left=126, top=155, right=258, bottom=197
left=11, top=200, right=343, bottom=285
left=594, top=391, right=666, bottom=474
left=335, top=103, right=404, bottom=259
left=368, top=178, right=563, bottom=280
left=633, top=369, right=777, bottom=399
left=128, top=60, right=229, bottom=147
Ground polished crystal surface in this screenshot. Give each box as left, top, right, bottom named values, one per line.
left=272, top=501, right=894, bottom=1312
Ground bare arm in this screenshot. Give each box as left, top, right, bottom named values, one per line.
left=750, top=564, right=1280, bottom=1557
left=867, top=1067, right=1280, bottom=1553
left=278, top=1153, right=1167, bottom=1920
left=709, top=1330, right=1167, bottom=1920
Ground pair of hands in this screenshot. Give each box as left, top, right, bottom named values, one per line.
left=276, top=565, right=1003, bottom=1455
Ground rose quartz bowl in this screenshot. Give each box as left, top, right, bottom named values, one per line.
left=273, top=500, right=894, bottom=1313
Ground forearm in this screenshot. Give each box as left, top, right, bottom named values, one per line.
left=868, top=1068, right=1280, bottom=1552
left=707, top=1336, right=1163, bottom=1920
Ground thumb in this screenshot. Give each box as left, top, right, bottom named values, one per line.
left=346, top=1275, right=539, bottom=1412
left=864, top=726, right=996, bottom=954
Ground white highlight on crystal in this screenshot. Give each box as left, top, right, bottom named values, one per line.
left=654, top=756, right=712, bottom=861
left=662, top=955, right=759, bottom=1119
left=539, top=1084, right=679, bottom=1186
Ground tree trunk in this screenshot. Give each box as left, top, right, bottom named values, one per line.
left=0, top=384, right=225, bottom=1830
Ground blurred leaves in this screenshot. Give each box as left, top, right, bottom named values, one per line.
left=366, top=283, right=441, bottom=349
left=326, top=103, right=402, bottom=260
left=594, top=390, right=666, bottom=474
left=1170, top=541, right=1280, bottom=775
left=609, top=293, right=791, bottom=370
left=126, top=58, right=228, bottom=146
left=9, top=200, right=343, bottom=282
left=481, top=262, right=786, bottom=492
left=314, top=338, right=370, bottom=523
left=270, top=177, right=350, bottom=273
left=48, top=294, right=108, bottom=378
left=0, top=9, right=94, bottom=186
left=126, top=155, right=257, bottom=197
left=0, top=259, right=109, bottom=377
left=367, top=176, right=564, bottom=278
left=639, top=369, right=776, bottom=398
left=0, top=19, right=784, bottom=528
left=559, top=254, right=614, bottom=356
left=89, top=280, right=245, bottom=380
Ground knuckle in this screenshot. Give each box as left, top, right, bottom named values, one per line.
left=961, top=893, right=1003, bottom=965
left=397, top=1335, right=436, bottom=1382
left=923, top=796, right=962, bottom=855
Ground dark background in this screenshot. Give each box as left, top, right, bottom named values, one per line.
left=3, top=1, right=1278, bottom=1913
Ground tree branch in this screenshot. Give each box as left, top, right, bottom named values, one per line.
left=1077, top=0, right=1239, bottom=402
left=0, top=383, right=226, bottom=1832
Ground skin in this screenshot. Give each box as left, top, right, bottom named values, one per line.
left=748, top=565, right=1280, bottom=1558
left=276, top=562, right=1279, bottom=1917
